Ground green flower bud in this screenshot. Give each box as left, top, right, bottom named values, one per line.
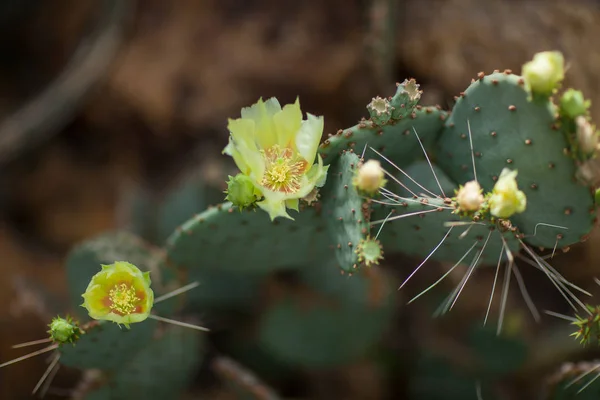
left=225, top=173, right=259, bottom=211
left=355, top=237, right=384, bottom=267
left=560, top=89, right=591, bottom=119
left=390, top=78, right=422, bottom=119
left=47, top=316, right=82, bottom=344
left=367, top=96, right=393, bottom=125
left=522, top=51, right=565, bottom=96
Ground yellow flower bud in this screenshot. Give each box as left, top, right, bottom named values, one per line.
left=455, top=180, right=484, bottom=212
left=353, top=159, right=387, bottom=194
left=488, top=169, right=527, bottom=219
left=575, top=116, right=599, bottom=156
left=522, top=51, right=565, bottom=96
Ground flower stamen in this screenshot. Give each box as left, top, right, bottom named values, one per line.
left=108, top=283, right=139, bottom=316
left=261, top=145, right=307, bottom=194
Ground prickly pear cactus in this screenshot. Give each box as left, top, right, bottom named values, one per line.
left=435, top=70, right=596, bottom=249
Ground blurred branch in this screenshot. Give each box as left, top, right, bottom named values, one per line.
left=212, top=356, right=282, bottom=400
left=366, top=0, right=398, bottom=93
left=0, top=0, right=133, bottom=165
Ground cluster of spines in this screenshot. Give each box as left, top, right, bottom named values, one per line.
left=571, top=304, right=600, bottom=346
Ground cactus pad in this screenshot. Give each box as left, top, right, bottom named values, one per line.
left=258, top=264, right=395, bottom=367
left=319, top=106, right=448, bottom=167
left=320, top=150, right=372, bottom=272
left=436, top=72, right=595, bottom=249
left=165, top=203, right=331, bottom=275
left=59, top=320, right=158, bottom=371
left=79, top=324, right=203, bottom=400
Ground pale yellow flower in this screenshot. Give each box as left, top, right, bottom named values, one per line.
left=522, top=51, right=565, bottom=96
left=488, top=169, right=527, bottom=219
left=223, top=97, right=329, bottom=220
left=81, top=261, right=154, bottom=328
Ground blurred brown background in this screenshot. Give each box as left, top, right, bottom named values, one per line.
left=2, top=0, right=600, bottom=399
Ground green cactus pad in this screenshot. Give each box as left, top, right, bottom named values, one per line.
left=258, top=265, right=395, bottom=367
left=165, top=203, right=331, bottom=275
left=65, top=232, right=179, bottom=319
left=435, top=72, right=595, bottom=249
left=59, top=319, right=158, bottom=371
left=79, top=325, right=203, bottom=400
left=318, top=106, right=448, bottom=167
left=320, top=150, right=372, bottom=272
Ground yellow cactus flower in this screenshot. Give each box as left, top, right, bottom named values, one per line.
left=488, top=169, right=527, bottom=219
left=81, top=261, right=154, bottom=328
left=522, top=51, right=564, bottom=96
left=223, top=97, right=329, bottom=220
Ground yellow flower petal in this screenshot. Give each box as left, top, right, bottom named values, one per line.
left=273, top=97, right=302, bottom=149
left=295, top=113, right=323, bottom=166
left=240, top=97, right=281, bottom=149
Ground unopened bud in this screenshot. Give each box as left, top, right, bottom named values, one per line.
left=455, top=180, right=484, bottom=212
left=560, top=89, right=590, bottom=119
left=225, top=173, right=259, bottom=210
left=353, top=159, right=386, bottom=194
left=522, top=51, right=565, bottom=96
left=367, top=96, right=393, bottom=125
left=390, top=78, right=422, bottom=119
left=576, top=116, right=599, bottom=156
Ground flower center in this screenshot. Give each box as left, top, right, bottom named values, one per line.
left=108, top=283, right=139, bottom=315
left=261, top=145, right=307, bottom=194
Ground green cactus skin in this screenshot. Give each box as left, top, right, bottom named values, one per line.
left=258, top=264, right=395, bottom=368
left=435, top=72, right=596, bottom=249
left=320, top=150, right=372, bottom=272
left=318, top=106, right=448, bottom=167
left=411, top=324, right=527, bottom=399
left=165, top=203, right=332, bottom=275
left=65, top=232, right=180, bottom=318
left=79, top=325, right=203, bottom=400
left=59, top=319, right=158, bottom=371
left=390, top=78, right=423, bottom=120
